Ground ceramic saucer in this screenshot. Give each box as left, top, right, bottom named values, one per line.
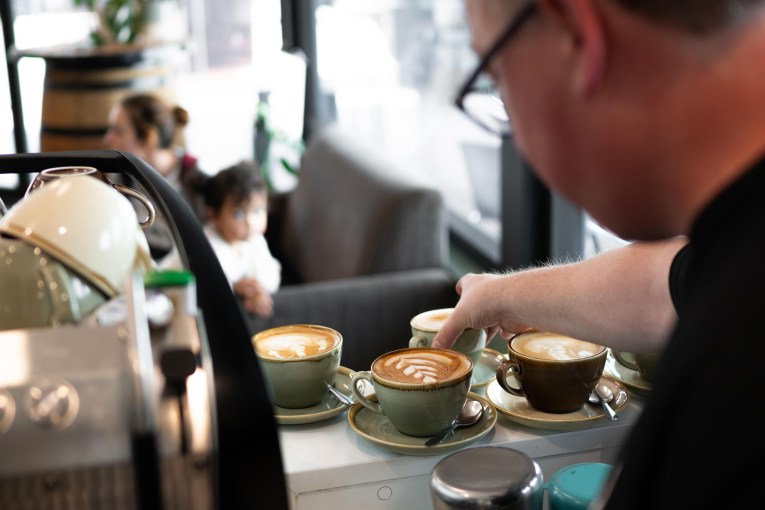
left=348, top=392, right=497, bottom=456
left=471, top=348, right=505, bottom=390
left=604, top=349, right=652, bottom=396
left=486, top=376, right=629, bottom=431
left=274, top=366, right=360, bottom=425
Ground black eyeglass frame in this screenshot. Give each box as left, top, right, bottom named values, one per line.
left=454, top=2, right=538, bottom=134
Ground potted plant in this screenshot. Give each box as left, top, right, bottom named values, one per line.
left=25, top=0, right=184, bottom=151
left=72, top=0, right=150, bottom=48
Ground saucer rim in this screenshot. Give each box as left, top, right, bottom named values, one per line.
left=347, top=391, right=497, bottom=456
left=486, top=375, right=629, bottom=431
left=274, top=365, right=357, bottom=425
left=604, top=349, right=652, bottom=394
left=471, top=347, right=504, bottom=389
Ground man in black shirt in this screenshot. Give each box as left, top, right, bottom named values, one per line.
left=434, top=0, right=765, bottom=507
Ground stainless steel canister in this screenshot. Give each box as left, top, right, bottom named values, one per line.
left=430, top=446, right=544, bottom=509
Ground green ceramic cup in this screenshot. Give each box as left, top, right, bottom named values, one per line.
left=409, top=308, right=488, bottom=367
left=0, top=237, right=106, bottom=330
left=612, top=350, right=660, bottom=382
left=351, top=347, right=473, bottom=437
left=253, top=324, right=342, bottom=408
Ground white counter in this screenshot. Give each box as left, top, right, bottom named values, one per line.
left=278, top=394, right=645, bottom=509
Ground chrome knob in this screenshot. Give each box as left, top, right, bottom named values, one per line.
left=26, top=379, right=79, bottom=429
left=0, top=389, right=15, bottom=435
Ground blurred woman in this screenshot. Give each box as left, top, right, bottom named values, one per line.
left=103, top=93, right=208, bottom=259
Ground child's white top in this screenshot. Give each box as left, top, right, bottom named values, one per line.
left=203, top=225, right=281, bottom=293
left=159, top=226, right=282, bottom=294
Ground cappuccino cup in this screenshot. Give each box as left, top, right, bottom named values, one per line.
left=351, top=347, right=473, bottom=437
left=496, top=331, right=607, bottom=413
left=252, top=324, right=342, bottom=408
left=612, top=350, right=660, bottom=382
left=409, top=308, right=487, bottom=366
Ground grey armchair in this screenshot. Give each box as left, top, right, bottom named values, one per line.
left=249, top=125, right=458, bottom=370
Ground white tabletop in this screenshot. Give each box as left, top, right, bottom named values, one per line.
left=278, top=391, right=645, bottom=509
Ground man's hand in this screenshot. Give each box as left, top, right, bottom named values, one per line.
left=433, top=273, right=530, bottom=349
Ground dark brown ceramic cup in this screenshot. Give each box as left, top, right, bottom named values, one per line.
left=496, top=331, right=607, bottom=413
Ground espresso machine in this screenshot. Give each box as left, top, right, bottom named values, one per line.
left=0, top=150, right=287, bottom=509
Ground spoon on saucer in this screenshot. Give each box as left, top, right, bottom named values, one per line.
left=589, top=383, right=619, bottom=421
left=425, top=399, right=483, bottom=447
left=325, top=383, right=354, bottom=406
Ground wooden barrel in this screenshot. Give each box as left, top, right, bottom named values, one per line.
left=37, top=47, right=176, bottom=152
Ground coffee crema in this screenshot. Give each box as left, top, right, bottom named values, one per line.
left=411, top=308, right=453, bottom=331
left=373, top=348, right=471, bottom=385
left=511, top=333, right=604, bottom=361
left=253, top=325, right=340, bottom=359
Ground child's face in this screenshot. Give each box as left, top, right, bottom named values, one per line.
left=210, top=191, right=268, bottom=243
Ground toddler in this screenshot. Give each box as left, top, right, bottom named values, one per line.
left=203, top=161, right=281, bottom=316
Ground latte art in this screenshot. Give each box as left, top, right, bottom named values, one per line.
left=256, top=335, right=330, bottom=358
left=512, top=333, right=604, bottom=361
left=411, top=308, right=453, bottom=331
left=391, top=356, right=440, bottom=384
left=254, top=325, right=340, bottom=359
left=374, top=349, right=471, bottom=384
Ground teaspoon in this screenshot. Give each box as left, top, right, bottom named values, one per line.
left=588, top=383, right=619, bottom=421
left=325, top=383, right=354, bottom=406
left=425, top=399, right=483, bottom=447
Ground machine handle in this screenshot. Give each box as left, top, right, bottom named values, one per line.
left=125, top=270, right=164, bottom=509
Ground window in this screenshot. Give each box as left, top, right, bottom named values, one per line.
left=310, top=0, right=625, bottom=267
left=1, top=0, right=624, bottom=261
left=0, top=0, right=284, bottom=175
left=311, top=0, right=508, bottom=266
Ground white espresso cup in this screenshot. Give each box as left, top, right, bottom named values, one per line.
left=0, top=176, right=149, bottom=297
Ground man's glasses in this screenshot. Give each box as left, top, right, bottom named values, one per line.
left=455, top=3, right=537, bottom=136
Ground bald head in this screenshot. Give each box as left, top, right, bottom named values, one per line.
left=461, top=0, right=765, bottom=240
left=472, top=0, right=764, bottom=34
left=614, top=0, right=765, bottom=33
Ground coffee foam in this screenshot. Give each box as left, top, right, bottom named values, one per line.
left=254, top=325, right=339, bottom=359
left=373, top=349, right=470, bottom=385
left=412, top=308, right=453, bottom=331
left=512, top=333, right=604, bottom=361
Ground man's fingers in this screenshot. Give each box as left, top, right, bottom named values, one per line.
left=455, top=272, right=478, bottom=296
left=432, top=317, right=465, bottom=349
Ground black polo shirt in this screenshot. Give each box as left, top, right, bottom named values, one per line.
left=604, top=158, right=765, bottom=508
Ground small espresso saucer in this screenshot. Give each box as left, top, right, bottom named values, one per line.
left=486, top=376, right=629, bottom=431
left=274, top=366, right=362, bottom=425
left=604, top=349, right=652, bottom=396
left=347, top=392, right=497, bottom=456
left=471, top=348, right=505, bottom=391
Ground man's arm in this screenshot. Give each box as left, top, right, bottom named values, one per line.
left=434, top=237, right=686, bottom=352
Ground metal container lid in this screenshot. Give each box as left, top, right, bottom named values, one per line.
left=431, top=446, right=544, bottom=509
left=546, top=462, right=612, bottom=510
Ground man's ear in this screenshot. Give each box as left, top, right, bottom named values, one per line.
left=539, top=0, right=606, bottom=96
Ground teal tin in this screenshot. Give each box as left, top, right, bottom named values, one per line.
left=546, top=463, right=613, bottom=510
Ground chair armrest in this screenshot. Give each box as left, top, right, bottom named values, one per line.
left=246, top=268, right=458, bottom=370
left=265, top=192, right=302, bottom=284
